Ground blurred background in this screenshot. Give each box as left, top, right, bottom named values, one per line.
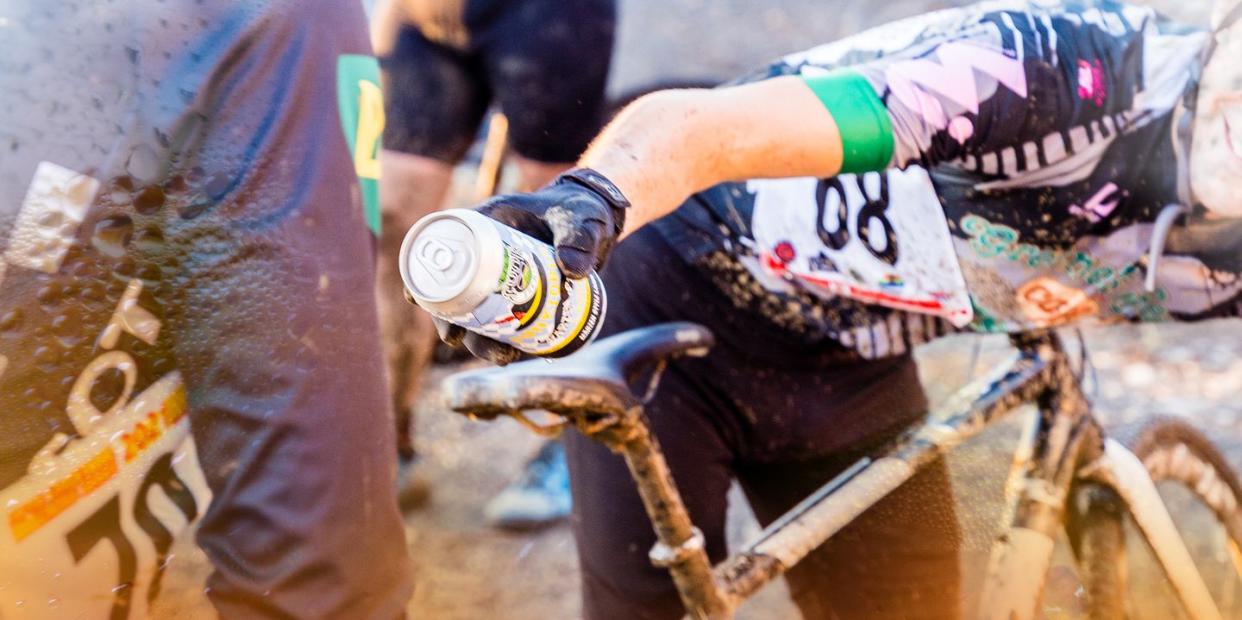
left=154, top=1, right=1238, bottom=618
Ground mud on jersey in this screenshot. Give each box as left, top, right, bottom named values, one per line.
left=657, top=0, right=1239, bottom=359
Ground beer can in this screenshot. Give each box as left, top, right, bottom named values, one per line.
left=398, top=208, right=607, bottom=357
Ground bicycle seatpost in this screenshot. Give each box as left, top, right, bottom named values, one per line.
left=580, top=406, right=734, bottom=619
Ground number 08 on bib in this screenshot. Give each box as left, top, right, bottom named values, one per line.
left=399, top=209, right=607, bottom=357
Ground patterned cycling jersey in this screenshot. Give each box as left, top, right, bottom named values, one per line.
left=653, top=0, right=1239, bottom=358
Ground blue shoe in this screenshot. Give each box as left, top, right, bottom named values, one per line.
left=485, top=441, right=572, bottom=530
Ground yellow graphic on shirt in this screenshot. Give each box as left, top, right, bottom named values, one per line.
left=354, top=79, right=384, bottom=181
left=336, top=54, right=384, bottom=235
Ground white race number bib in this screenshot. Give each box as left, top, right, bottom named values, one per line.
left=748, top=168, right=974, bottom=326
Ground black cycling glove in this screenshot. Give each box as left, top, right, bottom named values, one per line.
left=425, top=168, right=629, bottom=364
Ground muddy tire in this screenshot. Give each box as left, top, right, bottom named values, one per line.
left=1101, top=416, right=1242, bottom=618
left=1114, top=417, right=1242, bottom=550
left=1068, top=482, right=1129, bottom=620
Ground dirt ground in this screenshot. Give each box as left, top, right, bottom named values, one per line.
left=384, top=322, right=1242, bottom=620
left=148, top=0, right=1238, bottom=618
left=152, top=322, right=1242, bottom=619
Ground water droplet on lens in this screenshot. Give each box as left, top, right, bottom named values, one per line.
left=138, top=263, right=162, bottom=283
left=133, top=185, right=165, bottom=214
left=81, top=282, right=106, bottom=301
left=152, top=356, right=175, bottom=374
left=204, top=172, right=231, bottom=198
left=180, top=200, right=212, bottom=220
left=113, top=257, right=136, bottom=278
left=109, top=190, right=133, bottom=206
left=111, top=175, right=135, bottom=192
left=35, top=284, right=63, bottom=307
left=163, top=174, right=188, bottom=194
left=92, top=215, right=133, bottom=257
left=53, top=310, right=83, bottom=340
left=132, top=227, right=165, bottom=253
left=126, top=145, right=160, bottom=183
left=38, top=211, right=64, bottom=229
left=50, top=314, right=70, bottom=332
left=34, top=346, right=57, bottom=365
left=107, top=176, right=136, bottom=207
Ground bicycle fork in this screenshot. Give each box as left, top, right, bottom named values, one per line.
left=977, top=338, right=1099, bottom=619
left=978, top=333, right=1223, bottom=620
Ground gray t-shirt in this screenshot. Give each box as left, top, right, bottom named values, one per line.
left=0, top=2, right=405, bottom=617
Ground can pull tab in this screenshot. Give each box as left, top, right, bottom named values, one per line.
left=420, top=238, right=456, bottom=271
left=414, top=236, right=471, bottom=289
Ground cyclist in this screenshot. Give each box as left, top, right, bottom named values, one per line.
left=371, top=0, right=616, bottom=526
left=0, top=0, right=411, bottom=617
left=430, top=0, right=1241, bottom=617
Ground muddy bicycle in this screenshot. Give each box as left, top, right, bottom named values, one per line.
left=442, top=320, right=1242, bottom=619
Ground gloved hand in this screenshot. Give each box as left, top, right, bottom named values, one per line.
left=426, top=169, right=629, bottom=364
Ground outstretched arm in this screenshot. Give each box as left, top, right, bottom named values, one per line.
left=580, top=76, right=848, bottom=236
left=432, top=77, right=854, bottom=362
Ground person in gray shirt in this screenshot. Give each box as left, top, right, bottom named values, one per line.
left=0, top=1, right=411, bottom=617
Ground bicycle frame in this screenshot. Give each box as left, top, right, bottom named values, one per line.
left=554, top=330, right=1224, bottom=619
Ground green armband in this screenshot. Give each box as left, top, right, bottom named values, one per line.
left=801, top=70, right=895, bottom=174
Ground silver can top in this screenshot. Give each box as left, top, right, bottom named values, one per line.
left=399, top=209, right=504, bottom=316
left=404, top=216, right=478, bottom=302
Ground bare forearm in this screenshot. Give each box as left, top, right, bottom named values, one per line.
left=578, top=90, right=705, bottom=237
left=579, top=76, right=846, bottom=237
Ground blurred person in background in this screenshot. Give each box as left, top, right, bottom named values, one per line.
left=0, top=0, right=412, bottom=617
left=370, top=0, right=616, bottom=528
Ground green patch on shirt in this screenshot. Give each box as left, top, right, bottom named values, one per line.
left=336, top=54, right=384, bottom=235
left=802, top=70, right=895, bottom=174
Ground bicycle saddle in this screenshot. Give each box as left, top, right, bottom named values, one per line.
left=442, top=322, right=715, bottom=418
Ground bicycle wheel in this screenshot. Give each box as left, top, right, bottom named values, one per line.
left=1076, top=416, right=1242, bottom=619
left=1068, top=481, right=1130, bottom=620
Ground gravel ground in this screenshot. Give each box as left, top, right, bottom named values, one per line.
left=149, top=1, right=1237, bottom=618
left=607, top=0, right=1210, bottom=98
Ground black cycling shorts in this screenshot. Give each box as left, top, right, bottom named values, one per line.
left=381, top=0, right=615, bottom=164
